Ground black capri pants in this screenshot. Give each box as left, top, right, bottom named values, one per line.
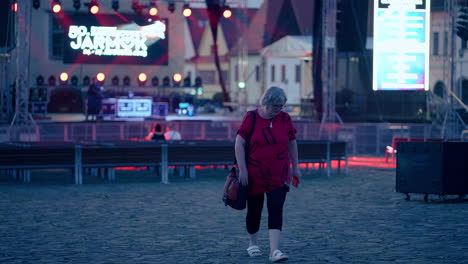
left=246, top=186, right=287, bottom=234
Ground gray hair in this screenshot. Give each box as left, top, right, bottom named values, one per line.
left=259, top=86, right=287, bottom=106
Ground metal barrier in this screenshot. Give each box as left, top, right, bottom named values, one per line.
left=0, top=121, right=450, bottom=155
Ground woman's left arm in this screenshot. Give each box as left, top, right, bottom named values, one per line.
left=288, top=139, right=301, bottom=179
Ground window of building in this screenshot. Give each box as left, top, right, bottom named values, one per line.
left=433, top=32, right=439, bottom=56
left=281, top=65, right=286, bottom=82
left=271, top=65, right=275, bottom=82
left=50, top=16, right=64, bottom=60
left=234, top=65, right=239, bottom=82
left=198, top=70, right=216, bottom=84
left=255, top=65, right=260, bottom=82
left=443, top=31, right=448, bottom=56
left=295, top=65, right=301, bottom=83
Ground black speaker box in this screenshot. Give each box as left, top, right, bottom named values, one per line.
left=396, top=141, right=468, bottom=195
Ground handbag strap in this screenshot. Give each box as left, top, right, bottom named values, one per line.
left=234, top=110, right=256, bottom=165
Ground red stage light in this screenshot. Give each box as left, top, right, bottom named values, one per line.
left=60, top=72, right=69, bottom=82
left=223, top=9, right=232, bottom=18
left=11, top=3, right=17, bottom=12
left=138, top=73, right=147, bottom=82
left=52, top=3, right=62, bottom=13
left=149, top=7, right=158, bottom=16
left=173, top=73, right=182, bottom=82
left=182, top=5, right=192, bottom=17
left=96, top=73, right=106, bottom=82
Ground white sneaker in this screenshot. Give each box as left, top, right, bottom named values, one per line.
left=269, top=249, right=288, bottom=262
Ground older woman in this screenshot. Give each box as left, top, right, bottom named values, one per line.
left=235, top=86, right=301, bottom=262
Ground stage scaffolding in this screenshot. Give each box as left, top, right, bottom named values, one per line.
left=12, top=0, right=35, bottom=127
left=0, top=0, right=35, bottom=128
left=441, top=0, right=467, bottom=138
left=319, top=0, right=342, bottom=139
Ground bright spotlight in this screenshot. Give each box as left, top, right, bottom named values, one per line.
left=89, top=0, right=99, bottom=14
left=173, top=73, right=182, bottom=83
left=138, top=73, right=147, bottom=82
left=51, top=0, right=62, bottom=13
left=60, top=72, right=69, bottom=82
left=222, top=5, right=232, bottom=18
left=96, top=72, right=106, bottom=82
left=149, top=7, right=158, bottom=16
left=138, top=73, right=147, bottom=86
left=182, top=4, right=191, bottom=17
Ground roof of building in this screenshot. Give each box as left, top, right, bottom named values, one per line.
left=261, top=35, right=313, bottom=58
left=229, top=0, right=315, bottom=56
left=185, top=8, right=258, bottom=56
left=264, top=0, right=315, bottom=46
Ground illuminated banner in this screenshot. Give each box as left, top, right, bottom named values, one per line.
left=373, top=0, right=430, bottom=91
left=62, top=14, right=168, bottom=65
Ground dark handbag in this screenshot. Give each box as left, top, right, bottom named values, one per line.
left=222, top=167, right=247, bottom=210
left=222, top=110, right=256, bottom=210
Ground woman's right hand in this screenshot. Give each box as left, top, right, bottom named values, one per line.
left=238, top=167, right=248, bottom=186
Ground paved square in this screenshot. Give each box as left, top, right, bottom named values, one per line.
left=0, top=167, right=467, bottom=264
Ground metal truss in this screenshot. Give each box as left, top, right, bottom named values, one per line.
left=10, top=0, right=35, bottom=127
left=442, top=0, right=467, bottom=138
left=320, top=0, right=342, bottom=139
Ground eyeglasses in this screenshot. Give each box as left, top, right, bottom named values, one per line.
left=268, top=104, right=284, bottom=110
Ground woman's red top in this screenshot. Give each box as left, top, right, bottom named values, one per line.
left=237, top=109, right=297, bottom=195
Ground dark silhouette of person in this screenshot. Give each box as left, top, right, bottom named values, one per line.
left=86, top=83, right=104, bottom=121
left=146, top=123, right=166, bottom=141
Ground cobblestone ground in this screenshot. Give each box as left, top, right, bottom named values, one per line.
left=0, top=167, right=467, bottom=264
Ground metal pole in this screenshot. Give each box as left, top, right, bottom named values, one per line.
left=450, top=0, right=456, bottom=107
left=161, top=144, right=169, bottom=184
left=74, top=145, right=83, bottom=184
